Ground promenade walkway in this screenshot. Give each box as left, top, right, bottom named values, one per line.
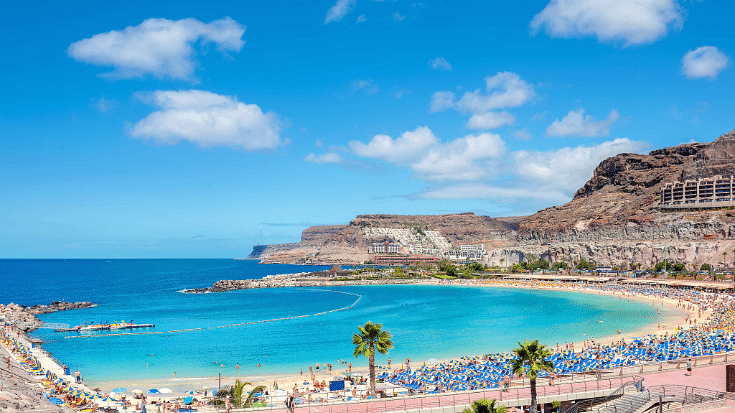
left=241, top=363, right=733, bottom=413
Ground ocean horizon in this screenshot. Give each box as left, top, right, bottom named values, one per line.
left=0, top=259, right=681, bottom=389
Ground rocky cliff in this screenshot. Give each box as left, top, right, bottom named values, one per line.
left=251, top=128, right=735, bottom=269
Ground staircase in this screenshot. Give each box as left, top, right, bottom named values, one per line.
left=587, top=384, right=723, bottom=413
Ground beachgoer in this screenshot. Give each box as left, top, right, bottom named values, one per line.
left=348, top=362, right=352, bottom=374
left=225, top=396, right=231, bottom=413
left=686, top=359, right=692, bottom=375
left=258, top=363, right=261, bottom=368
left=75, top=370, right=81, bottom=383
left=173, top=372, right=176, bottom=378
left=236, top=363, right=240, bottom=370
left=316, top=362, right=320, bottom=371
left=387, top=357, right=391, bottom=368
left=300, top=369, right=303, bottom=376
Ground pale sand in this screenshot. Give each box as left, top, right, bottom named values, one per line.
left=88, top=279, right=703, bottom=397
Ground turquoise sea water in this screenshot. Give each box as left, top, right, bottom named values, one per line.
left=0, top=260, right=679, bottom=386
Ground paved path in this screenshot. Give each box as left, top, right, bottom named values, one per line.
left=638, top=363, right=727, bottom=392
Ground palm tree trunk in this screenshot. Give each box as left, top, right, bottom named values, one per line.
left=369, top=346, right=376, bottom=398
left=530, top=378, right=537, bottom=413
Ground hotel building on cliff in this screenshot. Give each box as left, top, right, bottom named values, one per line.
left=660, top=175, right=735, bottom=209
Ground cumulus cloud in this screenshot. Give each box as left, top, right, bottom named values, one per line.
left=357, top=14, right=367, bottom=23
left=393, top=13, right=407, bottom=22
left=314, top=124, right=648, bottom=207
left=546, top=108, right=619, bottom=137
left=68, top=17, right=245, bottom=80
left=530, top=0, right=685, bottom=46
left=428, top=57, right=452, bottom=71
left=430, top=72, right=535, bottom=130
left=349, top=127, right=505, bottom=181
left=325, top=0, right=357, bottom=24
left=513, top=138, right=647, bottom=194
left=304, top=152, right=343, bottom=164
left=467, top=111, right=515, bottom=129
left=682, top=46, right=729, bottom=79
left=409, top=133, right=506, bottom=181
left=351, top=79, right=379, bottom=94
left=513, top=128, right=532, bottom=140
left=349, top=126, right=439, bottom=163
left=130, top=90, right=282, bottom=150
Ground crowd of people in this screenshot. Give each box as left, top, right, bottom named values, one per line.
left=382, top=279, right=735, bottom=393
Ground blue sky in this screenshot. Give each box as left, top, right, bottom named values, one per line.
left=1, top=0, right=733, bottom=258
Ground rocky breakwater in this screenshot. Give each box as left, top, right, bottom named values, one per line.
left=183, top=272, right=318, bottom=293
left=0, top=301, right=97, bottom=332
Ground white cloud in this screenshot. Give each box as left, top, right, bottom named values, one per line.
left=428, top=57, right=452, bottom=71
left=357, top=14, right=367, bottom=23
left=130, top=90, right=282, bottom=151
left=467, top=111, right=515, bottom=129
left=344, top=126, right=648, bottom=205
left=349, top=126, right=438, bottom=163
left=395, top=90, right=405, bottom=99
left=546, top=108, right=619, bottom=137
left=409, top=133, right=506, bottom=181
left=431, top=72, right=535, bottom=130
left=393, top=12, right=406, bottom=22
left=513, top=138, right=647, bottom=194
left=91, top=97, right=114, bottom=113
left=429, top=91, right=456, bottom=112
left=513, top=128, right=532, bottom=140
left=351, top=79, right=379, bottom=94
left=68, top=17, right=245, bottom=80
left=325, top=0, right=357, bottom=24
left=530, top=0, right=685, bottom=46
left=681, top=46, right=729, bottom=79
left=304, top=152, right=343, bottom=164
left=349, top=127, right=505, bottom=181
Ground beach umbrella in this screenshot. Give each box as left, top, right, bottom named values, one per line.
left=132, top=389, right=143, bottom=394
left=185, top=390, right=198, bottom=395
left=48, top=397, right=64, bottom=405
left=427, top=358, right=439, bottom=364
left=148, top=389, right=161, bottom=394
left=159, top=388, right=173, bottom=394
left=113, top=387, right=127, bottom=393
left=184, top=396, right=194, bottom=405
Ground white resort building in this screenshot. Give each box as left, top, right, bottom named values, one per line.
left=660, top=175, right=735, bottom=209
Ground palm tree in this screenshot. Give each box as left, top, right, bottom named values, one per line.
left=232, top=379, right=252, bottom=408
left=512, top=339, right=554, bottom=413
left=353, top=321, right=394, bottom=398
left=463, top=398, right=507, bottom=413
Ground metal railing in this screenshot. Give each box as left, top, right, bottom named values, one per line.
left=207, top=377, right=633, bottom=413
left=591, top=384, right=725, bottom=413
left=563, top=377, right=642, bottom=413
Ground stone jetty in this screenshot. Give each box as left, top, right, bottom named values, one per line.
left=183, top=272, right=423, bottom=293
left=0, top=301, right=97, bottom=333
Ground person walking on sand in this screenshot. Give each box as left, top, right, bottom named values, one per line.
left=225, top=396, right=231, bottom=413
left=387, top=357, right=391, bottom=368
